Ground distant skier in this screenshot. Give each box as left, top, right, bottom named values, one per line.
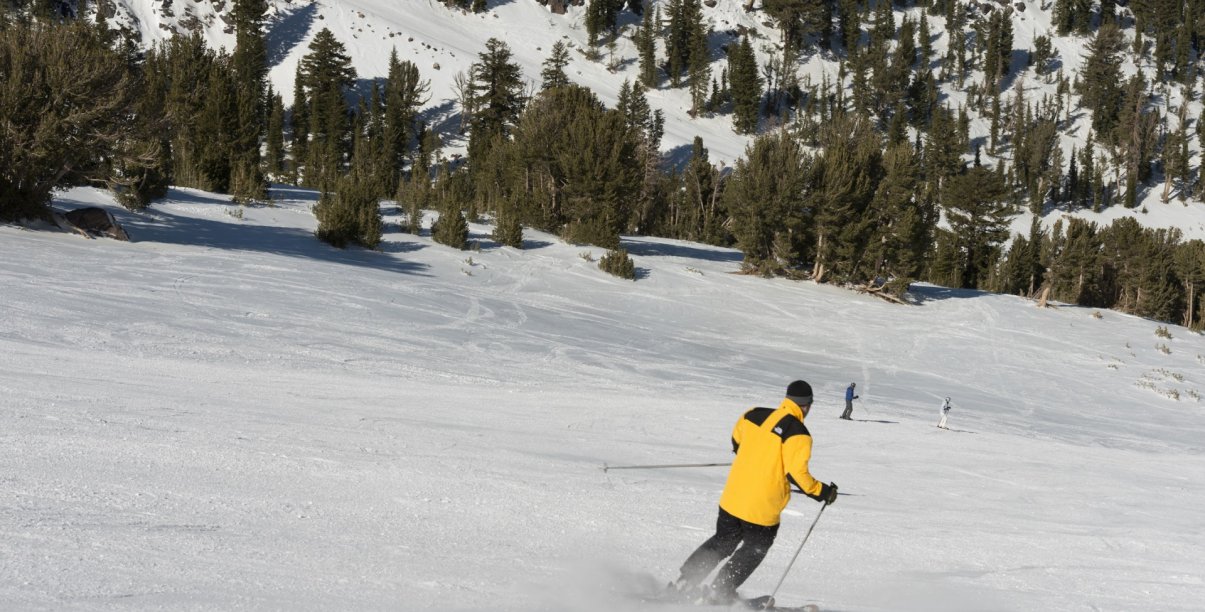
left=671, top=380, right=838, bottom=605
left=840, top=382, right=858, bottom=420
left=938, top=397, right=952, bottom=429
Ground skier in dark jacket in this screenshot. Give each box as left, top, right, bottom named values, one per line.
left=840, top=383, right=858, bottom=420
left=672, top=380, right=838, bottom=604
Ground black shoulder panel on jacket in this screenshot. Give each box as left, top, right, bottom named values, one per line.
left=773, top=414, right=809, bottom=441
left=742, top=407, right=775, bottom=426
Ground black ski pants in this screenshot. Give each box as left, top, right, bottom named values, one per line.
left=679, top=506, right=779, bottom=594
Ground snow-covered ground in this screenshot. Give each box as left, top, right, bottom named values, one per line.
left=2, top=188, right=1203, bottom=610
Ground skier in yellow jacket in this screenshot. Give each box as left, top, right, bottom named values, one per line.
left=673, top=380, right=837, bottom=604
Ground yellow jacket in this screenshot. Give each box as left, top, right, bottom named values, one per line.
left=718, top=399, right=828, bottom=526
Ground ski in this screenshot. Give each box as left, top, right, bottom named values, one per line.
left=738, top=594, right=820, bottom=612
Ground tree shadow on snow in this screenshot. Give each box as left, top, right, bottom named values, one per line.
left=266, top=1, right=319, bottom=69
left=621, top=236, right=743, bottom=264
left=907, top=284, right=992, bottom=304
left=126, top=188, right=431, bottom=277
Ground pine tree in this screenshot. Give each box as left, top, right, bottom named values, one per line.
left=290, top=63, right=309, bottom=183
left=432, top=198, right=470, bottom=250
left=811, top=112, right=881, bottom=284
left=941, top=165, right=1012, bottom=289
left=492, top=195, right=524, bottom=248
left=1078, top=24, right=1126, bottom=136
left=541, top=41, right=572, bottom=90
left=196, top=57, right=238, bottom=193
left=917, top=11, right=932, bottom=69
left=723, top=130, right=812, bottom=274
left=923, top=104, right=963, bottom=197
left=110, top=41, right=172, bottom=211
left=863, top=141, right=932, bottom=295
left=635, top=2, right=658, bottom=88
left=298, top=28, right=357, bottom=188
left=229, top=0, right=269, bottom=202
left=599, top=248, right=637, bottom=279
left=315, top=169, right=382, bottom=249
left=728, top=36, right=762, bottom=134
left=1173, top=239, right=1205, bottom=329
left=586, top=0, right=624, bottom=46
left=666, top=0, right=707, bottom=88
left=265, top=89, right=286, bottom=177
left=468, top=38, right=525, bottom=162
left=382, top=51, right=429, bottom=194
left=685, top=0, right=711, bottom=116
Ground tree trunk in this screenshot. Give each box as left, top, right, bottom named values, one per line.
left=1185, top=280, right=1195, bottom=329
left=812, top=233, right=826, bottom=281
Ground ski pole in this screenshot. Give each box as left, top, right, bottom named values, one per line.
left=858, top=397, right=871, bottom=415
left=601, top=462, right=731, bottom=472
left=766, top=499, right=828, bottom=607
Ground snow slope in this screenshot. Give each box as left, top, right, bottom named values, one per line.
left=2, top=188, right=1203, bottom=610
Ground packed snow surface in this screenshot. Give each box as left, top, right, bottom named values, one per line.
left=2, top=187, right=1204, bottom=611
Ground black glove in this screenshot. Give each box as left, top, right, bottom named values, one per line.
left=854, top=395, right=859, bottom=400
left=820, top=482, right=838, bottom=505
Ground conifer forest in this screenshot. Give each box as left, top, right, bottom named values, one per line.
left=3, top=0, right=1205, bottom=329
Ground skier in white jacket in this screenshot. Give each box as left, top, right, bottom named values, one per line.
left=938, top=397, right=952, bottom=429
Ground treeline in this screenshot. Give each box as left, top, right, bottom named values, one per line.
left=389, top=0, right=1205, bottom=326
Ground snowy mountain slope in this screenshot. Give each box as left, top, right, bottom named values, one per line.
left=93, top=0, right=1205, bottom=242
left=2, top=186, right=1204, bottom=610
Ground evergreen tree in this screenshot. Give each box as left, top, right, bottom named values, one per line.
left=995, top=217, right=1046, bottom=297
left=685, top=0, right=711, bottom=115
left=728, top=36, right=762, bottom=133
left=811, top=112, right=882, bottom=284
left=917, top=11, right=933, bottom=70
left=315, top=169, right=382, bottom=249
left=1134, top=229, right=1183, bottom=321
left=1078, top=24, right=1125, bottom=136
left=541, top=41, right=572, bottom=90
left=196, top=57, right=238, bottom=193
left=298, top=28, right=357, bottom=188
left=290, top=62, right=309, bottom=183
left=265, top=89, right=286, bottom=177
left=382, top=51, right=429, bottom=193
left=923, top=104, right=963, bottom=197
left=599, top=247, right=637, bottom=279
left=1115, top=72, right=1157, bottom=207
left=508, top=85, right=640, bottom=247
left=492, top=195, right=524, bottom=248
left=432, top=198, right=470, bottom=250
left=863, top=141, right=932, bottom=295
left=666, top=0, right=706, bottom=88
left=1046, top=218, right=1103, bottom=305
left=586, top=0, right=624, bottom=46
left=723, top=130, right=812, bottom=274
left=982, top=8, right=1013, bottom=91
left=110, top=40, right=171, bottom=210
left=838, top=0, right=860, bottom=53
left=229, top=0, right=269, bottom=202
left=468, top=38, right=525, bottom=163
left=1174, top=239, right=1205, bottom=329
left=617, top=83, right=667, bottom=237
left=941, top=165, right=1012, bottom=288
left=635, top=2, right=658, bottom=88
